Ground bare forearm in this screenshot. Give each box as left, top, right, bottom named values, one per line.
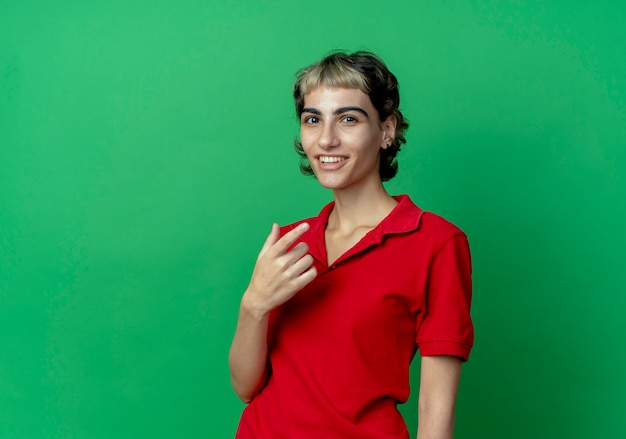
left=416, top=356, right=462, bottom=439
left=228, top=294, right=270, bottom=403
left=416, top=406, right=455, bottom=439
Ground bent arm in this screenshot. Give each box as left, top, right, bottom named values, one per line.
left=228, top=223, right=316, bottom=403
left=416, top=355, right=462, bottom=439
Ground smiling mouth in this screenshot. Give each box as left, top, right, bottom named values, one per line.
left=318, top=156, right=346, bottom=163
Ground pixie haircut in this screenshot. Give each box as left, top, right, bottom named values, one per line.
left=293, top=51, right=409, bottom=181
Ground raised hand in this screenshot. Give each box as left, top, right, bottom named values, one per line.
left=243, top=223, right=317, bottom=316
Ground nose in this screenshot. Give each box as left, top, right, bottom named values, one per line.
left=318, top=122, right=339, bottom=149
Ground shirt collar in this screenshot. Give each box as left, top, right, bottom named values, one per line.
left=310, top=194, right=423, bottom=235
left=304, top=194, right=424, bottom=266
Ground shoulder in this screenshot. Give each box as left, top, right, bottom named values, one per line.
left=415, top=212, right=469, bottom=262
left=419, top=211, right=466, bottom=239
left=394, top=195, right=467, bottom=244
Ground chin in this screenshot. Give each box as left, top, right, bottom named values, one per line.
left=316, top=180, right=340, bottom=190
left=311, top=171, right=340, bottom=187
left=316, top=179, right=351, bottom=191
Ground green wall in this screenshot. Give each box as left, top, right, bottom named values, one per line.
left=1, top=1, right=624, bottom=437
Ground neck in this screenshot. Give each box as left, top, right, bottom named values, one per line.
left=328, top=179, right=397, bottom=231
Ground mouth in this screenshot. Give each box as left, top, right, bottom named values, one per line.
left=318, top=155, right=347, bottom=164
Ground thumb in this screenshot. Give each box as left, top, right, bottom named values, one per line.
left=258, top=223, right=280, bottom=258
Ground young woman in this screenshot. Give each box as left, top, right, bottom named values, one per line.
left=229, top=51, right=474, bottom=439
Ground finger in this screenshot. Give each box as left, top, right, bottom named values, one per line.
left=258, top=223, right=280, bottom=258
left=281, top=242, right=309, bottom=265
left=273, top=222, right=310, bottom=253
left=289, top=253, right=314, bottom=277
left=291, top=265, right=317, bottom=290
left=273, top=241, right=310, bottom=273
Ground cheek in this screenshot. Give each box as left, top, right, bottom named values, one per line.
left=299, top=130, right=315, bottom=152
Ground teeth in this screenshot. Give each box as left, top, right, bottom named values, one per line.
left=319, top=156, right=346, bottom=163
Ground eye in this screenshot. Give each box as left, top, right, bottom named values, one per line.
left=302, top=115, right=319, bottom=124
left=341, top=115, right=358, bottom=123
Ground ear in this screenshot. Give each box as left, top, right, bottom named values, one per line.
left=381, top=115, right=397, bottom=149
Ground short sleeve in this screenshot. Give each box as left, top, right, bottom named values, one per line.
left=416, top=233, right=474, bottom=361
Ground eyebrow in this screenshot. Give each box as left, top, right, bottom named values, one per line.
left=301, top=106, right=370, bottom=118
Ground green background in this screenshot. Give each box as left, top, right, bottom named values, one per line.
left=1, top=1, right=625, bottom=437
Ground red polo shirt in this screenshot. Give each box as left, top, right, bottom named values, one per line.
left=236, top=195, right=473, bottom=438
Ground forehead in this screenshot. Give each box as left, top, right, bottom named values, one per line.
left=303, top=86, right=374, bottom=109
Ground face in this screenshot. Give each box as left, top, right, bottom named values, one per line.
left=299, top=86, right=396, bottom=192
